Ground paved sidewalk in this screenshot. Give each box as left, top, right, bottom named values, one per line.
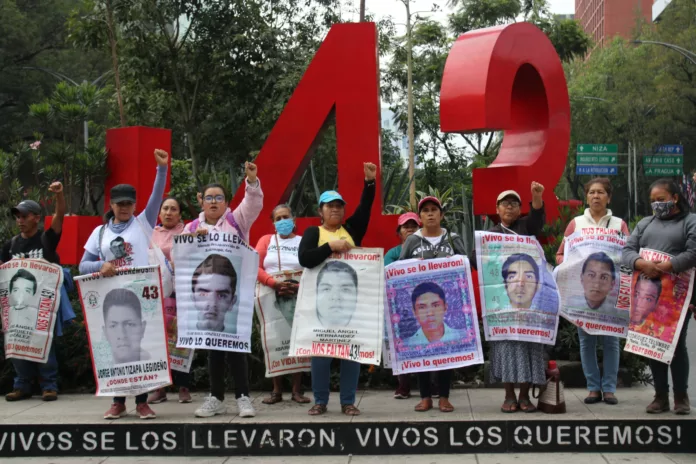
left=1, top=386, right=691, bottom=424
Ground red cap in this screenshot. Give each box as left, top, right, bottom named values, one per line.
left=418, top=196, right=442, bottom=212
left=397, top=212, right=422, bottom=227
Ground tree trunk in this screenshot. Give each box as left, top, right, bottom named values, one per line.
left=104, top=0, right=126, bottom=127
left=359, top=0, right=366, bottom=21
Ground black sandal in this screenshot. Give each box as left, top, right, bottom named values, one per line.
left=518, top=398, right=537, bottom=413
left=262, top=392, right=283, bottom=405
left=308, top=404, right=327, bottom=416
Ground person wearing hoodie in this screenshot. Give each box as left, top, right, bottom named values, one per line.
left=298, top=162, right=377, bottom=417
left=622, top=178, right=696, bottom=415
left=486, top=182, right=547, bottom=414
left=399, top=196, right=466, bottom=413
left=556, top=178, right=629, bottom=406
left=182, top=162, right=264, bottom=419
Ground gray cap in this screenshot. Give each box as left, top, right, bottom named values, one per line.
left=11, top=200, right=42, bottom=216
left=110, top=184, right=137, bottom=204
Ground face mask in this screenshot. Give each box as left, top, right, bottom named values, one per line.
left=651, top=200, right=675, bottom=218
left=274, top=218, right=295, bottom=236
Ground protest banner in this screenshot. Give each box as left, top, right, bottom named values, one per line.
left=475, top=231, right=560, bottom=345
left=173, top=232, right=259, bottom=353
left=289, top=248, right=383, bottom=365
left=384, top=256, right=483, bottom=375
left=554, top=228, right=629, bottom=337
left=0, top=259, right=64, bottom=363
left=624, top=248, right=694, bottom=364
left=164, top=297, right=195, bottom=373
left=255, top=270, right=311, bottom=377
left=75, top=266, right=171, bottom=396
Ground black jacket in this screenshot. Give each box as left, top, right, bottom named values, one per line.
left=298, top=180, right=375, bottom=269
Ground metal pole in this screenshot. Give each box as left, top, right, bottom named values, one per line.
left=633, top=144, right=638, bottom=217
left=405, top=0, right=416, bottom=207
left=627, top=142, right=632, bottom=223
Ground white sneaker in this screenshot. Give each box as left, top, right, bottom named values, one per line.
left=237, top=395, right=256, bottom=418
left=195, top=395, right=227, bottom=418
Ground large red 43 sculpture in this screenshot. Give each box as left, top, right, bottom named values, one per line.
left=51, top=22, right=569, bottom=264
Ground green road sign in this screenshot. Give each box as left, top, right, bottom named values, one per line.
left=643, top=155, right=683, bottom=166
left=576, top=154, right=617, bottom=165
left=577, top=144, right=618, bottom=154
left=644, top=167, right=683, bottom=176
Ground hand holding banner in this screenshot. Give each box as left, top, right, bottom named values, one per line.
left=384, top=255, right=483, bottom=375
left=475, top=232, right=560, bottom=345
left=1, top=259, right=63, bottom=363
left=75, top=266, right=171, bottom=396
left=289, top=248, right=384, bottom=365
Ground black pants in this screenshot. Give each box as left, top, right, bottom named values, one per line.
left=651, top=316, right=690, bottom=394
left=114, top=394, right=147, bottom=405
left=172, top=370, right=191, bottom=388
left=209, top=350, right=249, bottom=401
left=419, top=370, right=451, bottom=398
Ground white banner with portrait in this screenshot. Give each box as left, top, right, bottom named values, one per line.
left=289, top=249, right=384, bottom=365
left=384, top=256, right=483, bottom=375
left=0, top=259, right=63, bottom=363
left=255, top=271, right=311, bottom=377
left=554, top=228, right=629, bottom=337
left=164, top=297, right=195, bottom=373
left=475, top=232, right=560, bottom=345
left=174, top=232, right=259, bottom=352
left=75, top=266, right=171, bottom=396
left=624, top=248, right=695, bottom=364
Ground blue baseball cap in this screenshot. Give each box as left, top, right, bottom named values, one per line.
left=318, top=190, right=346, bottom=207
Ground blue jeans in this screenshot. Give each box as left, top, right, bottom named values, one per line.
left=12, top=341, right=58, bottom=392
left=578, top=328, right=620, bottom=393
left=311, top=357, right=360, bottom=405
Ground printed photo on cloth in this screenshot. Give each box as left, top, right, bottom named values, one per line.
left=255, top=270, right=311, bottom=377
left=174, top=232, right=259, bottom=352
left=164, top=297, right=195, bottom=373
left=624, top=248, right=694, bottom=364
left=476, top=231, right=560, bottom=345
left=554, top=228, right=629, bottom=337
left=289, top=248, right=384, bottom=365
left=384, top=256, right=483, bottom=375
left=0, top=259, right=63, bottom=363
left=75, top=266, right=171, bottom=396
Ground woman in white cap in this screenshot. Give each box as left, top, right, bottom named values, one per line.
left=298, top=162, right=377, bottom=416
left=79, top=148, right=169, bottom=420
left=487, top=182, right=546, bottom=413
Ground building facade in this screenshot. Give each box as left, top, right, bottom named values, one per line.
left=576, top=0, right=652, bottom=47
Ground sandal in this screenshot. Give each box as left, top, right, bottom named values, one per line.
left=500, top=398, right=518, bottom=413
left=341, top=404, right=361, bottom=416
left=518, top=398, right=537, bottom=413
left=262, top=392, right=283, bottom=405
left=291, top=392, right=311, bottom=404
left=308, top=404, right=327, bottom=416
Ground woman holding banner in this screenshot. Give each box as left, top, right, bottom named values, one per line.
left=556, top=178, right=629, bottom=406
left=147, top=197, right=193, bottom=405
left=399, top=196, right=467, bottom=413
left=182, top=162, right=263, bottom=419
left=486, top=182, right=546, bottom=413
left=78, top=148, right=170, bottom=420
left=622, top=178, right=696, bottom=415
left=298, top=162, right=377, bottom=416
left=256, top=204, right=310, bottom=405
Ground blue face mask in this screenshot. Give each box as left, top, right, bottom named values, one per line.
left=274, top=218, right=295, bottom=236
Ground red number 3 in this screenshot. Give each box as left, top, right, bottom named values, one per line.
left=440, top=23, right=570, bottom=221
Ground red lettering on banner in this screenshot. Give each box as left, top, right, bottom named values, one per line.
left=440, top=22, right=570, bottom=221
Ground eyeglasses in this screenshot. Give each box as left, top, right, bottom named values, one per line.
left=498, top=200, right=520, bottom=209
left=204, top=195, right=225, bottom=203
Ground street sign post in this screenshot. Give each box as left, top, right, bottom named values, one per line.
left=644, top=167, right=683, bottom=176
left=576, top=144, right=619, bottom=176
left=643, top=145, right=684, bottom=176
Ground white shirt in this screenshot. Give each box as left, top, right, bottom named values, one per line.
left=84, top=217, right=152, bottom=268
left=408, top=323, right=459, bottom=347
left=263, top=235, right=302, bottom=274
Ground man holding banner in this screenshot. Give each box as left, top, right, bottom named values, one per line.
left=1, top=181, right=66, bottom=403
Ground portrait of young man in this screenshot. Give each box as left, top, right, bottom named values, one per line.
left=191, top=253, right=239, bottom=334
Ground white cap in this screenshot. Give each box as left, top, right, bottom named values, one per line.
left=496, top=190, right=521, bottom=204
